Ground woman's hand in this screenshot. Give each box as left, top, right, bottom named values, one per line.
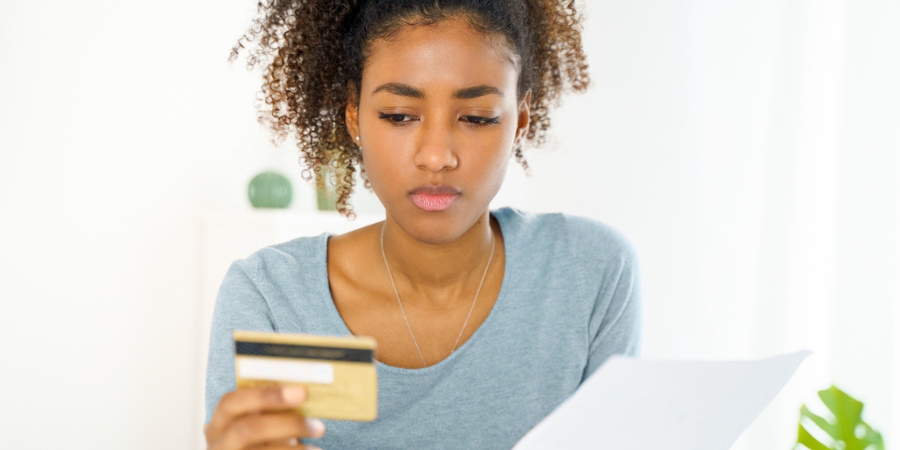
left=205, top=385, right=326, bottom=450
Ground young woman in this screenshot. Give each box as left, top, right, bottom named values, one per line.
left=204, top=1, right=641, bottom=449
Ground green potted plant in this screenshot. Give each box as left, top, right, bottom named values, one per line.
left=794, top=385, right=884, bottom=450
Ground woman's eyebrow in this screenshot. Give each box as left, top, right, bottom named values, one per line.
left=372, top=83, right=425, bottom=98
left=452, top=85, right=504, bottom=99
left=371, top=83, right=504, bottom=99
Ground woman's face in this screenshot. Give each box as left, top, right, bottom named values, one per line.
left=347, top=17, right=530, bottom=244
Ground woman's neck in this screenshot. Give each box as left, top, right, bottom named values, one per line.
left=380, top=211, right=496, bottom=309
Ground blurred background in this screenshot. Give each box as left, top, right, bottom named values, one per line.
left=1, top=0, right=897, bottom=448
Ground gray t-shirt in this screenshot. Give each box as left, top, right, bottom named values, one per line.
left=206, top=207, right=642, bottom=449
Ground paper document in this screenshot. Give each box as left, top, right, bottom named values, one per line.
left=513, top=351, right=811, bottom=450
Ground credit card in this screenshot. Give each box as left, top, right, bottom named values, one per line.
left=233, top=330, right=378, bottom=422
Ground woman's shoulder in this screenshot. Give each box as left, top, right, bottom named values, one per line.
left=215, top=233, right=335, bottom=334
left=262, top=232, right=328, bottom=256
left=224, top=234, right=328, bottom=292
left=492, top=207, right=637, bottom=263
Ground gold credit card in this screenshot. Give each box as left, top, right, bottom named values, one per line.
left=233, top=330, right=377, bottom=422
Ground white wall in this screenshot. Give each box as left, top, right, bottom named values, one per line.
left=1, top=0, right=897, bottom=448
left=523, top=0, right=900, bottom=448
left=0, top=0, right=321, bottom=448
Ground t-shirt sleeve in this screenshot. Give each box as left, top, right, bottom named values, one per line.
left=578, top=224, right=643, bottom=381
left=204, top=258, right=276, bottom=424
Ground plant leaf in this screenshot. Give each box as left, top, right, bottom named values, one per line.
left=807, top=385, right=888, bottom=450
left=860, top=421, right=885, bottom=450
left=797, top=423, right=831, bottom=450
left=796, top=385, right=886, bottom=450
left=800, top=404, right=838, bottom=439
left=818, top=385, right=863, bottom=441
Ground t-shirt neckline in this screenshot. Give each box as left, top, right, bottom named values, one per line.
left=316, top=209, right=515, bottom=375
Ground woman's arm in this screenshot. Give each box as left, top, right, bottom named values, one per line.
left=203, top=258, right=326, bottom=449
left=582, top=255, right=642, bottom=381
left=565, top=215, right=643, bottom=382
left=206, top=259, right=276, bottom=422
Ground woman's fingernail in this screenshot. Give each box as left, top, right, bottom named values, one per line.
left=281, top=385, right=306, bottom=404
left=306, top=418, right=326, bottom=437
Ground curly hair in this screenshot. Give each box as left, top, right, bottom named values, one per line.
left=232, top=0, right=590, bottom=217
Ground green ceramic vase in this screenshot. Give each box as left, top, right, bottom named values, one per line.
left=248, top=171, right=292, bottom=208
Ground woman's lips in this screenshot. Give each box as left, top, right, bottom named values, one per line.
left=409, top=185, right=460, bottom=212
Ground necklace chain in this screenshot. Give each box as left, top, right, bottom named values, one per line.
left=380, top=223, right=495, bottom=368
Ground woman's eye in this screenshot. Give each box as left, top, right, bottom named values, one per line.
left=378, top=113, right=417, bottom=125
left=461, top=116, right=501, bottom=126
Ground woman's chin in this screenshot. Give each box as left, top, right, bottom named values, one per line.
left=400, top=220, right=467, bottom=245
left=389, top=207, right=488, bottom=246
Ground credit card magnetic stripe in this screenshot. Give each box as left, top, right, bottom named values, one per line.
left=235, top=341, right=374, bottom=363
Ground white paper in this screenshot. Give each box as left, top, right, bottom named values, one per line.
left=513, top=351, right=811, bottom=450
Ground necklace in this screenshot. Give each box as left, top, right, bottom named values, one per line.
left=380, top=223, right=495, bottom=368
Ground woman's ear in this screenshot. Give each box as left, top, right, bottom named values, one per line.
left=345, top=81, right=361, bottom=142
left=516, top=89, right=532, bottom=141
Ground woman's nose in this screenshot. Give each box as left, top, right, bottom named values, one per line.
left=413, top=121, right=459, bottom=172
